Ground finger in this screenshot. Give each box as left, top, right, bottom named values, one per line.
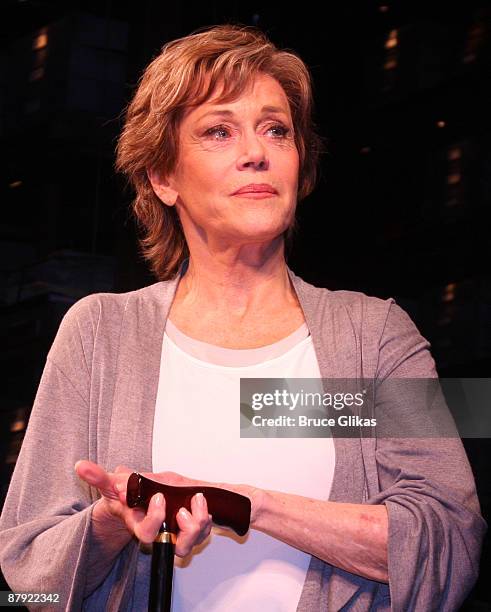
left=175, top=509, right=212, bottom=556
left=190, top=492, right=209, bottom=523
left=113, top=471, right=133, bottom=501
left=174, top=507, right=200, bottom=556
left=193, top=513, right=213, bottom=547
left=117, top=505, right=146, bottom=534
left=150, top=471, right=187, bottom=486
left=75, top=460, right=111, bottom=489
left=114, top=481, right=128, bottom=504
left=133, top=493, right=167, bottom=544
left=75, top=460, right=120, bottom=500
left=175, top=503, right=212, bottom=557
left=151, top=471, right=208, bottom=487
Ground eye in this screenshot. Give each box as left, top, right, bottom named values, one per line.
left=204, top=125, right=231, bottom=140
left=268, top=123, right=291, bottom=138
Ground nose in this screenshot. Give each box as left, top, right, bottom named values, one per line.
left=236, top=131, right=269, bottom=171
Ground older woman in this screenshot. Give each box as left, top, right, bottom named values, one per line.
left=0, top=24, right=486, bottom=612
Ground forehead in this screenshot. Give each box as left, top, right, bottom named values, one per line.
left=182, top=73, right=291, bottom=122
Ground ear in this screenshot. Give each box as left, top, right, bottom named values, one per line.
left=147, top=166, right=179, bottom=207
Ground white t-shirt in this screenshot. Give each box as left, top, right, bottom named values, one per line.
left=152, top=318, right=335, bottom=611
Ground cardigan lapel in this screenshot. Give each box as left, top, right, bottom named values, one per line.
left=108, top=272, right=181, bottom=474
left=286, top=266, right=367, bottom=505
left=286, top=267, right=373, bottom=610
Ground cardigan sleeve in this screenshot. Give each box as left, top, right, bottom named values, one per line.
left=367, top=300, right=488, bottom=611
left=0, top=297, right=130, bottom=611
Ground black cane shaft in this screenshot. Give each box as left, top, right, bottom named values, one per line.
left=148, top=531, right=175, bottom=612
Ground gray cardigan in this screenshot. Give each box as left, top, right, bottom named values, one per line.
left=0, top=265, right=487, bottom=611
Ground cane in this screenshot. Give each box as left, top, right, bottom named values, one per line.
left=126, top=473, right=251, bottom=612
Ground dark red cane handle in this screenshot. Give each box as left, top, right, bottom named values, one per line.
left=126, top=473, right=251, bottom=536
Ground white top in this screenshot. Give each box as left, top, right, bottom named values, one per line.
left=152, top=318, right=336, bottom=611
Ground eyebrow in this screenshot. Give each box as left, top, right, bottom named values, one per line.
left=196, top=105, right=289, bottom=122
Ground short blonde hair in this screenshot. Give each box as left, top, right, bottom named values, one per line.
left=116, top=23, right=326, bottom=280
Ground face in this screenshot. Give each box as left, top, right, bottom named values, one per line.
left=151, top=73, right=299, bottom=249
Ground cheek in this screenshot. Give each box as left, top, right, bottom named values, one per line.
left=283, top=152, right=300, bottom=188
left=190, top=156, right=227, bottom=189
left=177, top=159, right=221, bottom=200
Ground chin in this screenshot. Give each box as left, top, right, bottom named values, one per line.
left=233, top=223, right=289, bottom=243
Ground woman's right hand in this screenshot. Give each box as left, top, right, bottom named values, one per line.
left=75, top=460, right=163, bottom=545
left=75, top=460, right=212, bottom=553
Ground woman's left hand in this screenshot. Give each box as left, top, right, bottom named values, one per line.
left=136, top=470, right=263, bottom=529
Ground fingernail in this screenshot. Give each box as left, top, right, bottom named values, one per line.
left=195, top=492, right=204, bottom=507
left=115, top=482, right=124, bottom=492
left=154, top=493, right=163, bottom=506
left=179, top=508, right=190, bottom=520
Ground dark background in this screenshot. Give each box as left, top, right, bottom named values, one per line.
left=1, top=0, right=490, bottom=608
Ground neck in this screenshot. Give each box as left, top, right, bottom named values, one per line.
left=175, top=241, right=297, bottom=319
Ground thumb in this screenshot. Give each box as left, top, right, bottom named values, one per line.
left=75, top=460, right=116, bottom=498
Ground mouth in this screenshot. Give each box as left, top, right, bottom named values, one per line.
left=232, top=184, right=278, bottom=196
left=232, top=192, right=277, bottom=199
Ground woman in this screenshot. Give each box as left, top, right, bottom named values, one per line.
left=0, top=24, right=486, bottom=611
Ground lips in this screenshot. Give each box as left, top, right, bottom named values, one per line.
left=232, top=183, right=277, bottom=195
